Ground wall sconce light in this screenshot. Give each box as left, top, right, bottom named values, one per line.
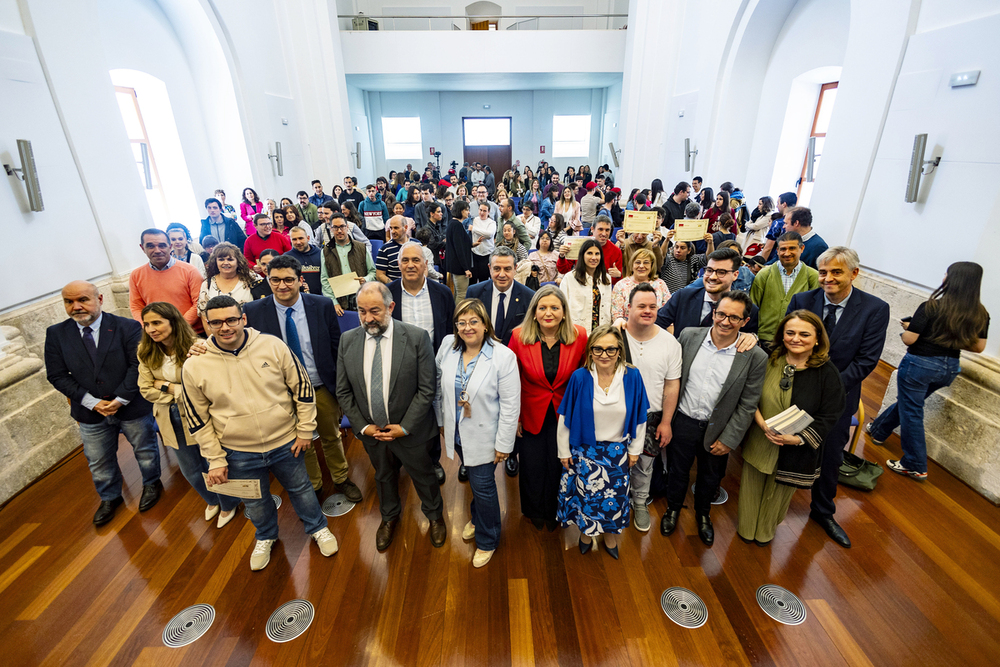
left=684, top=138, right=698, bottom=172
left=905, top=134, right=940, bottom=203
left=267, top=142, right=283, bottom=177
left=3, top=139, right=44, bottom=212
left=805, top=137, right=819, bottom=182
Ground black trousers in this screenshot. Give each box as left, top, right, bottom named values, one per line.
left=667, top=412, right=729, bottom=516
left=810, top=383, right=860, bottom=517
left=362, top=437, right=443, bottom=522
left=518, top=405, right=561, bottom=521
left=472, top=253, right=491, bottom=283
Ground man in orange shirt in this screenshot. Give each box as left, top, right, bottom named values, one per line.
left=128, top=228, right=204, bottom=333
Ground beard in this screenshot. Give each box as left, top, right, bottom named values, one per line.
left=363, top=318, right=389, bottom=337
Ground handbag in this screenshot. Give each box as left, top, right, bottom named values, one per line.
left=838, top=451, right=883, bottom=491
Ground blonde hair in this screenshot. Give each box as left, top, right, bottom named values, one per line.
left=630, top=247, right=657, bottom=273
left=584, top=325, right=626, bottom=371
left=518, top=285, right=578, bottom=346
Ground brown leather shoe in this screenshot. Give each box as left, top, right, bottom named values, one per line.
left=429, top=518, right=447, bottom=548
left=375, top=518, right=398, bottom=552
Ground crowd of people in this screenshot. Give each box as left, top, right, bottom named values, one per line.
left=44, top=159, right=991, bottom=572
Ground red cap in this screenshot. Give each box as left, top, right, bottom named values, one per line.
left=438, top=179, right=451, bottom=188
left=585, top=182, right=597, bottom=190
left=611, top=187, right=621, bottom=194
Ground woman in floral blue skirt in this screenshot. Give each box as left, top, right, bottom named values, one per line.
left=557, top=325, right=649, bottom=559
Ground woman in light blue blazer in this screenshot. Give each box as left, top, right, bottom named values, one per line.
left=436, top=298, right=521, bottom=568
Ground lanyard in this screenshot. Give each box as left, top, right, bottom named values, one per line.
left=458, top=349, right=483, bottom=417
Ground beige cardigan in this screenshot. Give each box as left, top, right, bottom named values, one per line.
left=138, top=355, right=193, bottom=449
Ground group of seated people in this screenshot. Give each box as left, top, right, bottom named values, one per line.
left=46, top=164, right=991, bottom=574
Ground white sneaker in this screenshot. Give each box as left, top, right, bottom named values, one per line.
left=462, top=521, right=476, bottom=541
left=205, top=505, right=220, bottom=521
left=472, top=549, right=494, bottom=568
left=250, top=539, right=276, bottom=571
left=312, top=527, right=339, bottom=557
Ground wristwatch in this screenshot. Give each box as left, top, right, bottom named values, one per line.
left=159, top=383, right=170, bottom=393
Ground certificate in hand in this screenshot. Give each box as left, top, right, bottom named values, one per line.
left=565, top=236, right=593, bottom=260
left=202, top=474, right=263, bottom=499
left=623, top=210, right=657, bottom=234
left=327, top=272, right=361, bottom=298
left=674, top=218, right=708, bottom=242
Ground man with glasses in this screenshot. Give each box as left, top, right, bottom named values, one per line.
left=475, top=185, right=500, bottom=222
left=656, top=247, right=760, bottom=339
left=182, top=295, right=340, bottom=570
left=243, top=213, right=291, bottom=274
left=244, top=256, right=363, bottom=505
left=661, top=290, right=767, bottom=546
left=320, top=212, right=375, bottom=314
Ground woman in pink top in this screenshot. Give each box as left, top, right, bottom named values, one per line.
left=240, top=187, right=263, bottom=234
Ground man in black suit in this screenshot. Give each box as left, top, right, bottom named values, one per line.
left=465, top=246, right=534, bottom=476
left=336, top=282, right=446, bottom=551
left=388, top=241, right=455, bottom=483
left=243, top=255, right=363, bottom=504
left=656, top=247, right=760, bottom=337
left=788, top=246, right=889, bottom=548
left=44, top=281, right=161, bottom=526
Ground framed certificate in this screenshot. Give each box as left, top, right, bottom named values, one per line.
left=623, top=210, right=657, bottom=234
left=674, top=219, right=708, bottom=242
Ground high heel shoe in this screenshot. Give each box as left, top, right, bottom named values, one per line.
left=579, top=535, right=593, bottom=555
left=603, top=538, right=619, bottom=560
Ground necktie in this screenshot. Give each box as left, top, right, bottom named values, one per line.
left=284, top=308, right=305, bottom=365
left=824, top=304, right=839, bottom=337
left=82, top=326, right=98, bottom=365
left=370, top=335, right=388, bottom=427
left=496, top=292, right=506, bottom=332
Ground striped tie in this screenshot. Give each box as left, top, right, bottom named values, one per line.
left=370, top=335, right=388, bottom=426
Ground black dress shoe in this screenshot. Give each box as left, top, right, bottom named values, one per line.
left=138, top=480, right=163, bottom=512
left=429, top=518, right=447, bottom=547
left=505, top=456, right=519, bottom=477
left=458, top=465, right=469, bottom=483
left=603, top=541, right=619, bottom=560
left=93, top=496, right=124, bottom=526
left=754, top=539, right=772, bottom=547
left=531, top=517, right=545, bottom=530
left=579, top=536, right=593, bottom=555
left=376, top=518, right=399, bottom=551
left=337, top=479, right=363, bottom=504
left=660, top=509, right=680, bottom=536
left=810, top=511, right=851, bottom=548
left=545, top=519, right=559, bottom=532
left=696, top=515, right=714, bottom=546
left=433, top=462, right=446, bottom=485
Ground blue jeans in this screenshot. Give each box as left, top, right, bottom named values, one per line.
left=224, top=440, right=327, bottom=541
left=870, top=353, right=960, bottom=473
left=457, top=444, right=501, bottom=551
left=79, top=412, right=160, bottom=501
left=169, top=407, right=239, bottom=512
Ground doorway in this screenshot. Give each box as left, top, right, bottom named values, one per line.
left=462, top=117, right=512, bottom=190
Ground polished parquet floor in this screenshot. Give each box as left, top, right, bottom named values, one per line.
left=2, top=361, right=1000, bottom=666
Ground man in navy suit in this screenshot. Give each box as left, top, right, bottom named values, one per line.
left=466, top=246, right=535, bottom=476
left=788, top=246, right=889, bottom=548
left=243, top=256, right=363, bottom=504
left=656, top=248, right=760, bottom=338
left=45, top=281, right=161, bottom=526
left=387, top=242, right=456, bottom=483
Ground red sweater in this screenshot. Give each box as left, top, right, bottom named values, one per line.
left=556, top=239, right=623, bottom=284
left=243, top=232, right=291, bottom=269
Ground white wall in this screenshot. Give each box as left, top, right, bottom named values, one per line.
left=366, top=88, right=607, bottom=177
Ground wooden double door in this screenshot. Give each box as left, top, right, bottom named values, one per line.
left=463, top=145, right=511, bottom=187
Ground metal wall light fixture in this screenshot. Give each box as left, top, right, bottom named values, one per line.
left=684, top=138, right=698, bottom=173
left=3, top=139, right=44, bottom=211
left=268, top=142, right=283, bottom=177
left=805, top=137, right=818, bottom=182
left=905, top=133, right=940, bottom=203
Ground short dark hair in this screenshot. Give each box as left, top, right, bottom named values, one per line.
left=426, top=201, right=441, bottom=217
left=141, top=228, right=168, bottom=244
left=692, top=176, right=703, bottom=184
left=673, top=181, right=690, bottom=195
left=628, top=282, right=658, bottom=305
left=267, top=253, right=301, bottom=276
left=420, top=183, right=433, bottom=192
left=311, top=180, right=322, bottom=187
left=205, top=294, right=241, bottom=313
left=786, top=206, right=813, bottom=228
left=719, top=182, right=733, bottom=193
left=708, top=247, right=742, bottom=271
left=719, top=290, right=752, bottom=319
left=635, top=193, right=647, bottom=206
left=253, top=213, right=270, bottom=225
left=319, top=202, right=339, bottom=213
left=259, top=248, right=280, bottom=261
left=778, top=231, right=804, bottom=245
left=296, top=190, right=308, bottom=198
left=778, top=191, right=797, bottom=207
left=452, top=200, right=470, bottom=219
left=204, top=197, right=222, bottom=210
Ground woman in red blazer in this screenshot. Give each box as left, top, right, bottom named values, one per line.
left=508, top=285, right=588, bottom=531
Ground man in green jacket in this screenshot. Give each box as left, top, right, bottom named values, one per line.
left=297, top=191, right=319, bottom=226
left=749, top=231, right=819, bottom=348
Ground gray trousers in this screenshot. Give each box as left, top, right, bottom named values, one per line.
left=630, top=449, right=667, bottom=504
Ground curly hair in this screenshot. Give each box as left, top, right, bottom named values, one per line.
left=205, top=242, right=256, bottom=287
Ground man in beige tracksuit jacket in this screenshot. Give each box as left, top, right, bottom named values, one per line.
left=182, top=294, right=339, bottom=570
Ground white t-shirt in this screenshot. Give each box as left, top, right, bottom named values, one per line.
left=624, top=328, right=683, bottom=412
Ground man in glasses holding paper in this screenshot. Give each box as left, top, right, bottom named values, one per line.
left=182, top=294, right=340, bottom=571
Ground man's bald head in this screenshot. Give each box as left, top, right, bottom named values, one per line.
left=61, top=281, right=102, bottom=325
left=386, top=215, right=406, bottom=243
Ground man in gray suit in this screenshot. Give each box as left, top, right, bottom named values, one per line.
left=660, top=290, right=767, bottom=546
left=336, top=282, right=446, bottom=551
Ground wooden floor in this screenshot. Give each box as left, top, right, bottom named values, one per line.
left=2, top=361, right=999, bottom=666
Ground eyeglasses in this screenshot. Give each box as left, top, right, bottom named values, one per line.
left=207, top=317, right=241, bottom=328
left=456, top=318, right=482, bottom=329
left=331, top=224, right=348, bottom=230
left=703, top=267, right=734, bottom=277
left=713, top=310, right=746, bottom=325
left=780, top=364, right=795, bottom=391
left=256, top=222, right=273, bottom=228
left=268, top=277, right=299, bottom=286
left=592, top=346, right=620, bottom=357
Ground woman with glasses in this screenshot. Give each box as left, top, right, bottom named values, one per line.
left=737, top=310, right=844, bottom=546
left=435, top=299, right=520, bottom=568
left=198, top=242, right=262, bottom=332
left=137, top=302, right=240, bottom=528
left=556, top=325, right=649, bottom=559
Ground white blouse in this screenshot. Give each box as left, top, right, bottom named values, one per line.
left=471, top=216, right=497, bottom=257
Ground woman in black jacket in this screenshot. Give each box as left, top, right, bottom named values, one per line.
left=737, top=310, right=844, bottom=546
left=446, top=200, right=475, bottom=299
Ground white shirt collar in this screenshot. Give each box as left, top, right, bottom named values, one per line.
left=702, top=328, right=738, bottom=354
left=824, top=286, right=853, bottom=309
